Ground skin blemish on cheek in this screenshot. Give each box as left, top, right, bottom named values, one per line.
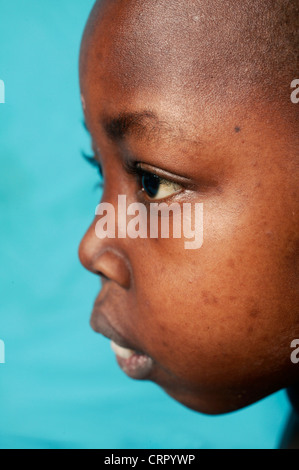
left=201, top=291, right=219, bottom=305
left=235, top=126, right=241, bottom=133
left=249, top=308, right=260, bottom=319
left=266, top=231, right=275, bottom=239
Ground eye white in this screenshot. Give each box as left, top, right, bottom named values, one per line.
left=150, top=179, right=182, bottom=200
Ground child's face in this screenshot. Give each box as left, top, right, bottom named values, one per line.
left=79, top=0, right=299, bottom=413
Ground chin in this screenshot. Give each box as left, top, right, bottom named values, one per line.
left=160, top=383, right=276, bottom=415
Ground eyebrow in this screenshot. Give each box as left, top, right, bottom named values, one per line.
left=101, top=110, right=172, bottom=142
left=84, top=111, right=203, bottom=148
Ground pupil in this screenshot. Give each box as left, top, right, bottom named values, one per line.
left=142, top=172, right=160, bottom=198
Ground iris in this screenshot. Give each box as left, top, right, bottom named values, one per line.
left=141, top=172, right=161, bottom=198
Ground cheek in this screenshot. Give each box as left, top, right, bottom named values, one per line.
left=128, top=207, right=298, bottom=388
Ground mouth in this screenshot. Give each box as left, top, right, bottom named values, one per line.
left=90, top=299, right=154, bottom=380
left=110, top=340, right=154, bottom=380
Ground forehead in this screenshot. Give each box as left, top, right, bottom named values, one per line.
left=79, top=0, right=298, bottom=153
left=79, top=0, right=266, bottom=105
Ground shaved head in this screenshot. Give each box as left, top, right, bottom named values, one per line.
left=81, top=0, right=299, bottom=106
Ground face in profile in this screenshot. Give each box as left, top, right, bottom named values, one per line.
left=79, top=0, right=299, bottom=414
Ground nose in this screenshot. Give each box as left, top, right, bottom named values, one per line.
left=78, top=220, right=132, bottom=289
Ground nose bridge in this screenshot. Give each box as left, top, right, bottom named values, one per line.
left=78, top=197, right=132, bottom=289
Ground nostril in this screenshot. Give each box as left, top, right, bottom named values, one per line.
left=98, top=272, right=109, bottom=282
left=78, top=223, right=132, bottom=289
left=92, top=248, right=132, bottom=290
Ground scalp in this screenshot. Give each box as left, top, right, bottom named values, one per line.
left=83, top=0, right=299, bottom=95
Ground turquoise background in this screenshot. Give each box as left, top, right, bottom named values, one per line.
left=0, top=0, right=291, bottom=449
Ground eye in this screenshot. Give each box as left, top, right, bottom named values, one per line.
left=140, top=170, right=182, bottom=200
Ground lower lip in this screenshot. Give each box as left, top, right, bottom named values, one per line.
left=111, top=341, right=154, bottom=380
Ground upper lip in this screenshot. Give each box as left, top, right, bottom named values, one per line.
left=91, top=312, right=134, bottom=350
left=90, top=298, right=144, bottom=354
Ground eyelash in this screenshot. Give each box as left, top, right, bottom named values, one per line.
left=82, top=151, right=104, bottom=185
left=124, top=160, right=183, bottom=201
left=82, top=152, right=183, bottom=200
left=123, top=160, right=149, bottom=181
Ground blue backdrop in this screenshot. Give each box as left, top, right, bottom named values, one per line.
left=0, top=0, right=291, bottom=449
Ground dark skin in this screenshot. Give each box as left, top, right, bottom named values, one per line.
left=79, top=0, right=299, bottom=414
